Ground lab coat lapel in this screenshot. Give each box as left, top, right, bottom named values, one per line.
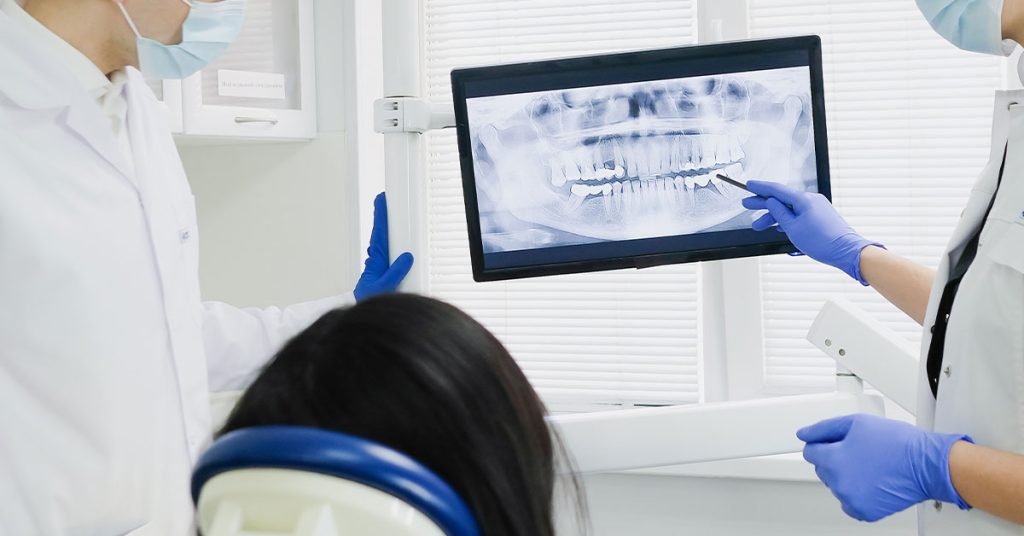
left=942, top=92, right=1018, bottom=268
left=61, top=98, right=138, bottom=187
left=0, top=9, right=138, bottom=190
left=122, top=69, right=183, bottom=204
left=917, top=90, right=1024, bottom=432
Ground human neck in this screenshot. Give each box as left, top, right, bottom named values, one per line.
left=21, top=0, right=127, bottom=76
left=1006, top=0, right=1024, bottom=45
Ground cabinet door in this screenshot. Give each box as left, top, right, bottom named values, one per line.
left=181, top=0, right=317, bottom=139
left=147, top=80, right=184, bottom=134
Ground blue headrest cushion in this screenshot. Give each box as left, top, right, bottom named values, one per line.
left=191, top=426, right=480, bottom=536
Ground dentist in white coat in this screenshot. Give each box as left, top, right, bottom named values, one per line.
left=744, top=0, right=1024, bottom=532
left=0, top=0, right=413, bottom=534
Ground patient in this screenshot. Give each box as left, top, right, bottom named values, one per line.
left=220, top=293, right=584, bottom=536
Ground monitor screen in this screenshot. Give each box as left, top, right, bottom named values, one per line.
left=452, top=36, right=830, bottom=281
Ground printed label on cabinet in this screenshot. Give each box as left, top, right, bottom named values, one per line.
left=217, top=70, right=287, bottom=100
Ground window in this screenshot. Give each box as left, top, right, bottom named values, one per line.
left=424, top=1, right=701, bottom=411
left=748, top=0, right=1005, bottom=394
left=420, top=0, right=1009, bottom=410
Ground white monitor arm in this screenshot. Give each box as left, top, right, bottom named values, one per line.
left=806, top=298, right=920, bottom=415
left=375, top=0, right=456, bottom=294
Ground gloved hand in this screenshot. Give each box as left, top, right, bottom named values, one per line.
left=741, top=181, right=883, bottom=285
left=353, top=193, right=414, bottom=302
left=798, top=414, right=973, bottom=522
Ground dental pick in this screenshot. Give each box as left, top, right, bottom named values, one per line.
left=715, top=174, right=750, bottom=192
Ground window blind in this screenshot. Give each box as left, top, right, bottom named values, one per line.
left=748, top=0, right=1004, bottom=390
left=423, top=0, right=702, bottom=409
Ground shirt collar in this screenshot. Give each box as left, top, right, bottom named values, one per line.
left=1, top=0, right=113, bottom=100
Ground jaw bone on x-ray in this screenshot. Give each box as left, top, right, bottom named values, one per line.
left=468, top=67, right=817, bottom=253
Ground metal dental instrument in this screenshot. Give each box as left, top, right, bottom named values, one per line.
left=720, top=175, right=798, bottom=211
left=716, top=173, right=750, bottom=192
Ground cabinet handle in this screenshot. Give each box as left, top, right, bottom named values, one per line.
left=234, top=116, right=279, bottom=125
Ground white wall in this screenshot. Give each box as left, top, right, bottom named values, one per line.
left=179, top=134, right=355, bottom=307
left=179, top=1, right=923, bottom=534
left=177, top=0, right=360, bottom=308
left=570, top=474, right=916, bottom=536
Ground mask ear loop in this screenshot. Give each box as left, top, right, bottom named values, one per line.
left=114, top=2, right=143, bottom=39
left=116, top=0, right=193, bottom=40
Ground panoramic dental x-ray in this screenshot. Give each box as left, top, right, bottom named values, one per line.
left=467, top=68, right=817, bottom=254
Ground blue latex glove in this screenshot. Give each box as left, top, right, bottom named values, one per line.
left=798, top=414, right=973, bottom=522
left=741, top=181, right=883, bottom=285
left=353, top=193, right=414, bottom=302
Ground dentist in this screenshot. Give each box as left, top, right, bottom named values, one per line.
left=0, top=0, right=412, bottom=534
left=745, top=0, right=1024, bottom=532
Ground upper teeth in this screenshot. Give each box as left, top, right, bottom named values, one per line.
left=550, top=135, right=744, bottom=188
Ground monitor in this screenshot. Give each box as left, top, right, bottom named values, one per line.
left=452, top=36, right=830, bottom=282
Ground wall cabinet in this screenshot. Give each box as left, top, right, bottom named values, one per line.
left=153, top=0, right=317, bottom=141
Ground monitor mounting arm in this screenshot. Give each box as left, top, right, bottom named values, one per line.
left=375, top=0, right=454, bottom=294
left=375, top=97, right=455, bottom=135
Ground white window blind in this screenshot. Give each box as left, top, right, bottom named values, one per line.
left=423, top=1, right=702, bottom=409
left=748, top=0, right=1004, bottom=391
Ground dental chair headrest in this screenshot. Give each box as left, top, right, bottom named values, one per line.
left=191, top=425, right=480, bottom=536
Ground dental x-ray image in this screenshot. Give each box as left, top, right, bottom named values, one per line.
left=467, top=67, right=818, bottom=253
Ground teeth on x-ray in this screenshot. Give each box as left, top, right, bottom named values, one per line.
left=468, top=68, right=815, bottom=250
left=549, top=134, right=744, bottom=184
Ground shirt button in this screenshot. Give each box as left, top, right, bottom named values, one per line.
left=944, top=366, right=952, bottom=378
left=934, top=501, right=943, bottom=512
left=180, top=230, right=191, bottom=242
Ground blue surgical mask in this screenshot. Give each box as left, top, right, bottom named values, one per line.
left=915, top=0, right=1017, bottom=56
left=116, top=0, right=246, bottom=80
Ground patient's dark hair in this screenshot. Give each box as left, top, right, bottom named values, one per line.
left=221, top=293, right=581, bottom=536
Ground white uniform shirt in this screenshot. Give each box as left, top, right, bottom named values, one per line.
left=0, top=2, right=353, bottom=534
left=916, top=90, right=1024, bottom=535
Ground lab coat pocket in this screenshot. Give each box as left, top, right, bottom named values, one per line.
left=988, top=222, right=1024, bottom=274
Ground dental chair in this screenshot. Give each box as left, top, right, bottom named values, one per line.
left=191, top=426, right=480, bottom=536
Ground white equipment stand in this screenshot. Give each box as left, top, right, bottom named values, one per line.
left=376, top=0, right=454, bottom=293
left=374, top=2, right=916, bottom=473
left=553, top=298, right=918, bottom=473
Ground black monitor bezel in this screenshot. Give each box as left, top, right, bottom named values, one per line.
left=452, top=35, right=831, bottom=282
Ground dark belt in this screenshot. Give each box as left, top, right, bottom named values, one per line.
left=925, top=145, right=1008, bottom=398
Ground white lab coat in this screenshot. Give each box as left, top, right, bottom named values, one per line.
left=0, top=10, right=352, bottom=536
left=916, top=90, right=1024, bottom=535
